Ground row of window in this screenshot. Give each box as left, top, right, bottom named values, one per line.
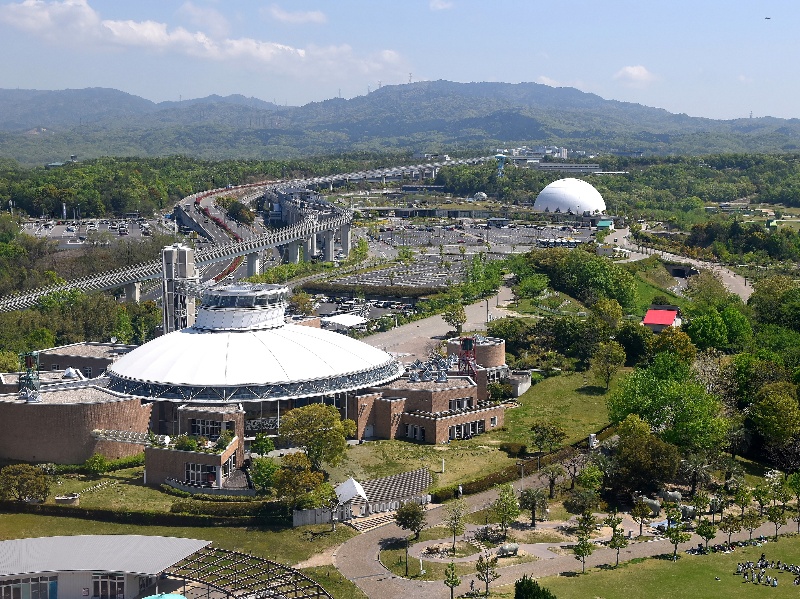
left=93, top=573, right=124, bottom=599
left=448, top=397, right=473, bottom=411
left=184, top=453, right=237, bottom=487
left=449, top=419, right=489, bottom=440
left=0, top=576, right=57, bottom=599
left=189, top=418, right=234, bottom=440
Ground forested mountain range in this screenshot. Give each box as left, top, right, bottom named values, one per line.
left=2, top=80, right=800, bottom=165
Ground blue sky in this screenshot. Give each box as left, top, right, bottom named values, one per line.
left=0, top=0, right=796, bottom=120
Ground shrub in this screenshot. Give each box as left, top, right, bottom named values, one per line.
left=499, top=442, right=528, bottom=458
left=215, top=430, right=234, bottom=451
left=174, top=435, right=199, bottom=452
left=83, top=454, right=108, bottom=477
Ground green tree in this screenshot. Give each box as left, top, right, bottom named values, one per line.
left=514, top=575, right=557, bottom=599
left=492, top=483, right=521, bottom=539
left=278, top=403, right=356, bottom=469
left=590, top=341, right=626, bottom=390
left=444, top=561, right=460, bottom=599
left=572, top=534, right=595, bottom=574
left=612, top=415, right=680, bottom=493
left=443, top=499, right=468, bottom=551
left=529, top=420, right=567, bottom=470
left=273, top=452, right=323, bottom=508
left=395, top=500, right=427, bottom=577
left=786, top=472, right=800, bottom=533
left=766, top=504, right=787, bottom=541
left=690, top=491, right=710, bottom=522
left=631, top=499, right=652, bottom=537
left=608, top=528, right=629, bottom=567
left=664, top=521, right=691, bottom=561
left=475, top=553, right=500, bottom=596
left=686, top=309, right=729, bottom=351
left=696, top=519, right=717, bottom=549
left=442, top=303, right=467, bottom=335
left=541, top=464, right=565, bottom=500
left=614, top=320, right=654, bottom=366
left=749, top=382, right=800, bottom=446
left=288, top=291, right=314, bottom=315
left=733, top=486, right=753, bottom=517
left=251, top=433, right=275, bottom=456
left=718, top=514, right=742, bottom=545
left=0, top=464, right=49, bottom=502
left=741, top=509, right=761, bottom=541
left=250, top=457, right=279, bottom=493
left=519, top=487, right=547, bottom=528
left=0, top=350, right=18, bottom=372
left=649, top=327, right=697, bottom=364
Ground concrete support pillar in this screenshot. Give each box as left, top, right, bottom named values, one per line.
left=124, top=282, right=141, bottom=303
left=246, top=252, right=261, bottom=277
left=340, top=223, right=351, bottom=257
left=310, top=234, right=318, bottom=256
left=322, top=230, right=335, bottom=262
left=287, top=240, right=301, bottom=263
left=303, top=237, right=313, bottom=262
left=215, top=466, right=222, bottom=489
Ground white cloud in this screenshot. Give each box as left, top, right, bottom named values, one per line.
left=613, top=65, right=656, bottom=87
left=537, top=75, right=562, bottom=87
left=266, top=4, right=326, bottom=24
left=738, top=74, right=753, bottom=84
left=177, top=2, right=230, bottom=38
left=0, top=0, right=406, bottom=81
left=430, top=0, right=454, bottom=10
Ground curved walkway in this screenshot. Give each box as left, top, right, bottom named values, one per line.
left=334, top=474, right=781, bottom=599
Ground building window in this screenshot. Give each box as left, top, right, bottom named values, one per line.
left=92, top=573, right=124, bottom=599
left=490, top=417, right=498, bottom=427
left=185, top=463, right=217, bottom=486
left=83, top=367, right=92, bottom=378
left=1, top=577, right=57, bottom=599
left=190, top=419, right=222, bottom=439
left=50, top=364, right=59, bottom=371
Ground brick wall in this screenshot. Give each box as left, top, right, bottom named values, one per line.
left=144, top=437, right=241, bottom=487
left=0, top=399, right=151, bottom=464
left=400, top=404, right=505, bottom=444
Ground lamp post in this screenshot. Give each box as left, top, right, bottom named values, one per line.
left=485, top=298, right=489, bottom=325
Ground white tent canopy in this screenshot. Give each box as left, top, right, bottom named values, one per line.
left=335, top=477, right=368, bottom=504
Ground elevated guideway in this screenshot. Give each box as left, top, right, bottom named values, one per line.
left=0, top=156, right=491, bottom=313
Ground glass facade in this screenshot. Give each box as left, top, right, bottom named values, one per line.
left=0, top=576, right=57, bottom=599
left=92, top=573, right=124, bottom=599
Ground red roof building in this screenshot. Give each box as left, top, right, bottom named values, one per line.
left=642, top=309, right=680, bottom=332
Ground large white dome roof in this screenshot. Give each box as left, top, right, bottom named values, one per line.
left=533, top=178, right=606, bottom=214
left=106, top=283, right=403, bottom=402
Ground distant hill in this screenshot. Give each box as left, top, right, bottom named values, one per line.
left=1, top=81, right=800, bottom=165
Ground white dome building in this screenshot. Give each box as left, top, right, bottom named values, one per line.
left=107, top=284, right=404, bottom=402
left=533, top=178, right=606, bottom=215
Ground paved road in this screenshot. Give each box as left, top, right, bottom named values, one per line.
left=361, top=283, right=515, bottom=361
left=615, top=228, right=752, bottom=301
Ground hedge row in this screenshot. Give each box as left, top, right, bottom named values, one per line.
left=170, top=499, right=289, bottom=523
left=498, top=442, right=528, bottom=458
left=159, top=485, right=260, bottom=502
left=0, top=500, right=242, bottom=527
left=53, top=453, right=145, bottom=475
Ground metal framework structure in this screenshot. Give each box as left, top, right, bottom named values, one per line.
left=0, top=156, right=491, bottom=313
left=105, top=360, right=403, bottom=403
left=166, top=547, right=332, bottom=599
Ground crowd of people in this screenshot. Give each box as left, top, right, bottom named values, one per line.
left=735, top=553, right=800, bottom=587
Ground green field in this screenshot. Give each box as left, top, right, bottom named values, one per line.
left=489, top=535, right=800, bottom=598
left=49, top=467, right=175, bottom=511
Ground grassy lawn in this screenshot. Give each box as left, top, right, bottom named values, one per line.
left=633, top=273, right=685, bottom=317
left=491, top=372, right=618, bottom=447
left=300, top=566, right=368, bottom=599
left=50, top=467, right=175, bottom=511
left=0, top=513, right=355, bottom=567
left=380, top=538, right=537, bottom=581
left=326, top=438, right=518, bottom=488
left=489, top=534, right=800, bottom=598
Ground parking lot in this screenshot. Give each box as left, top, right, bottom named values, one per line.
left=26, top=217, right=160, bottom=249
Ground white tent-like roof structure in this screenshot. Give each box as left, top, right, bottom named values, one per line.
left=106, top=283, right=403, bottom=402
left=533, top=178, right=606, bottom=214
left=0, top=535, right=209, bottom=576
left=335, top=477, right=368, bottom=505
